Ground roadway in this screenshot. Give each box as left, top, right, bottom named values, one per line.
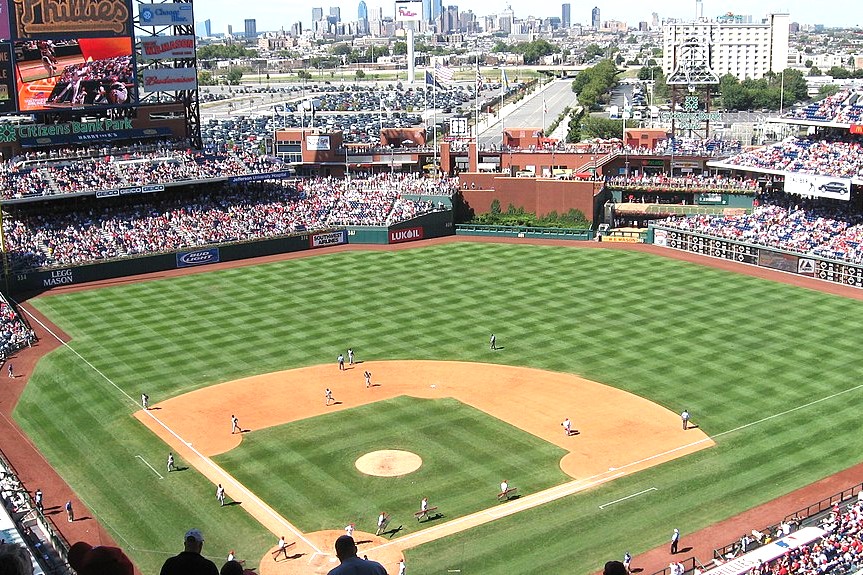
left=478, top=79, right=577, bottom=148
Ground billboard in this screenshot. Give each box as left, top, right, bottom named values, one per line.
left=394, top=0, right=422, bottom=21
left=784, top=173, right=851, bottom=201
left=140, top=66, right=196, bottom=92
left=389, top=226, right=424, bottom=243
left=138, top=3, right=193, bottom=26
left=0, top=42, right=15, bottom=112
left=11, top=0, right=133, bottom=38
left=306, top=134, right=330, bottom=151
left=140, top=35, right=194, bottom=60
left=14, top=37, right=135, bottom=111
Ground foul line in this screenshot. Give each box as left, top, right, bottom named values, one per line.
left=599, top=487, right=656, bottom=509
left=17, top=303, right=863, bottom=556
left=18, top=305, right=323, bottom=555
left=136, top=455, right=164, bottom=479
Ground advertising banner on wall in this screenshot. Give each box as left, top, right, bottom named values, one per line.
left=140, top=35, right=194, bottom=60
left=12, top=0, right=133, bottom=38
left=0, top=0, right=11, bottom=40
left=389, top=226, right=424, bottom=244
left=176, top=247, right=220, bottom=268
left=141, top=67, right=196, bottom=92
left=310, top=230, right=347, bottom=248
left=14, top=37, right=135, bottom=111
left=394, top=0, right=423, bottom=21
left=305, top=134, right=330, bottom=151
left=138, top=3, right=193, bottom=26
left=784, top=173, right=851, bottom=201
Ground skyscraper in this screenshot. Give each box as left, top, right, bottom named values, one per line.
left=358, top=0, right=368, bottom=34
left=244, top=18, right=257, bottom=38
left=329, top=6, right=341, bottom=22
left=591, top=6, right=600, bottom=30
left=423, top=0, right=432, bottom=22
left=312, top=7, right=324, bottom=22
left=561, top=3, right=570, bottom=28
left=203, top=18, right=211, bottom=36
left=433, top=0, right=444, bottom=21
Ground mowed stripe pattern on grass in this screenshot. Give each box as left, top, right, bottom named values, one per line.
left=20, top=242, right=863, bottom=575
left=214, top=397, right=570, bottom=533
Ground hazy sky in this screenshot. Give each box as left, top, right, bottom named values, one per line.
left=194, top=0, right=863, bottom=34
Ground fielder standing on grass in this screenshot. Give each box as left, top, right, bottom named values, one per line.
left=141, top=393, right=149, bottom=410
left=216, top=484, right=225, bottom=506
left=167, top=452, right=175, bottom=473
left=490, top=333, right=496, bottom=350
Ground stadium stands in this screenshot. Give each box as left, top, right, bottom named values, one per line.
left=659, top=191, right=863, bottom=264
left=3, top=173, right=454, bottom=271
left=717, top=136, right=863, bottom=180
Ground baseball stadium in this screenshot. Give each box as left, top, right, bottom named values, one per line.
left=2, top=3, right=863, bottom=575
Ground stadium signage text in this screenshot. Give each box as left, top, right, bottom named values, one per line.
left=658, top=95, right=720, bottom=130
left=141, top=68, right=198, bottom=92
left=141, top=35, right=195, bottom=60
left=13, top=0, right=131, bottom=37
left=228, top=171, right=293, bottom=183
left=43, top=268, right=74, bottom=287
left=176, top=248, right=220, bottom=268
left=389, top=226, right=424, bottom=244
left=311, top=230, right=347, bottom=248
left=138, top=3, right=193, bottom=26
left=12, top=118, right=133, bottom=141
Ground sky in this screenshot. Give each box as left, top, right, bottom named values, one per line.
left=195, top=0, right=863, bottom=34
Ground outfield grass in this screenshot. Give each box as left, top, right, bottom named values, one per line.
left=18, top=242, right=863, bottom=575
left=214, top=397, right=570, bottom=533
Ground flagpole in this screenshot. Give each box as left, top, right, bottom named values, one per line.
left=500, top=68, right=505, bottom=150
left=475, top=60, right=480, bottom=152
left=433, top=66, right=437, bottom=176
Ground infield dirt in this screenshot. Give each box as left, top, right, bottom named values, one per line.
left=135, top=360, right=712, bottom=575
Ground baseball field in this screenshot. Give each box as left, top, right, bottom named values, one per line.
left=14, top=241, right=863, bottom=574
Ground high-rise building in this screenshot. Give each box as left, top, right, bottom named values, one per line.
left=203, top=19, right=211, bottom=36
left=358, top=0, right=368, bottom=34
left=312, top=7, right=324, bottom=22
left=561, top=3, right=570, bottom=28
left=329, top=6, right=341, bottom=21
left=433, top=0, right=444, bottom=21
left=227, top=24, right=233, bottom=36
left=423, top=0, right=432, bottom=22
left=244, top=18, right=257, bottom=38
left=591, top=7, right=600, bottom=30
left=445, top=5, right=459, bottom=32
left=651, top=12, right=659, bottom=29
left=662, top=12, right=790, bottom=80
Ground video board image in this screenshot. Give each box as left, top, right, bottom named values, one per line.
left=14, top=37, right=135, bottom=111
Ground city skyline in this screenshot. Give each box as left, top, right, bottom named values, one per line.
left=197, top=0, right=863, bottom=34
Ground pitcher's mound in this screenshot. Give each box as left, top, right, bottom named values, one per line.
left=355, top=450, right=422, bottom=477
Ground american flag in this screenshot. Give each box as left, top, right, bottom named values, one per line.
left=435, top=62, right=454, bottom=85
left=475, top=61, right=483, bottom=93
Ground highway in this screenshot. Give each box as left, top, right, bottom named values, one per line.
left=478, top=79, right=577, bottom=148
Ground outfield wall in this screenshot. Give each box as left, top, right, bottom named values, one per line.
left=649, top=225, right=863, bottom=288
left=6, top=211, right=455, bottom=294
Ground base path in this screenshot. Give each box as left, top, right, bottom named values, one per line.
left=135, top=361, right=712, bottom=575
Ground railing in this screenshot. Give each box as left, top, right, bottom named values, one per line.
left=614, top=204, right=751, bottom=217
left=647, top=555, right=700, bottom=575
left=711, top=481, right=863, bottom=561
left=455, top=223, right=594, bottom=240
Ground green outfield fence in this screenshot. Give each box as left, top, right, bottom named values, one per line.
left=455, top=224, right=594, bottom=241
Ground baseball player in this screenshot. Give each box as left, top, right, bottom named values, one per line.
left=337, top=354, right=345, bottom=371
left=419, top=497, right=429, bottom=520
left=231, top=414, right=240, bottom=434
left=490, top=333, right=496, bottom=350
left=364, top=370, right=372, bottom=388
left=141, top=393, right=149, bottom=410
left=216, top=484, right=226, bottom=506
left=325, top=388, right=334, bottom=405
left=272, top=536, right=289, bottom=561
left=398, top=559, right=406, bottom=575
left=561, top=417, right=572, bottom=436
left=671, top=528, right=680, bottom=554
left=167, top=452, right=175, bottom=472
left=7, top=363, right=13, bottom=378
left=348, top=348, right=354, bottom=365
left=345, top=523, right=354, bottom=537
left=681, top=410, right=690, bottom=430
left=376, top=511, right=389, bottom=536
left=34, top=488, right=43, bottom=512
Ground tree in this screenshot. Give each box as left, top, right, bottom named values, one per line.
left=331, top=43, right=352, bottom=56
left=392, top=41, right=408, bottom=55
left=804, top=59, right=813, bottom=68
left=827, top=66, right=850, bottom=79
left=197, top=70, right=214, bottom=86
left=579, top=115, right=636, bottom=140
left=355, top=69, right=366, bottom=80
left=225, top=67, right=244, bottom=85
left=584, top=43, right=604, bottom=59
left=809, top=66, right=822, bottom=76
left=818, top=84, right=841, bottom=97
left=297, top=70, right=312, bottom=80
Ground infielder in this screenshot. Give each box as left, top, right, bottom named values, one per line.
left=216, top=484, right=226, bottom=506
left=231, top=414, right=240, bottom=434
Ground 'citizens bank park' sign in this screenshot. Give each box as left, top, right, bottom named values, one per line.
left=11, top=0, right=133, bottom=38
left=389, top=226, right=424, bottom=244
left=140, top=35, right=195, bottom=60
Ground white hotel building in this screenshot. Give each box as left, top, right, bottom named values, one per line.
left=662, top=13, right=790, bottom=81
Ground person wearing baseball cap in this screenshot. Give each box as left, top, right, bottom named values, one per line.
left=68, top=541, right=133, bottom=575
left=160, top=528, right=218, bottom=575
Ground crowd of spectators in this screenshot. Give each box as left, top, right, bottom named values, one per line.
left=659, top=190, right=863, bottom=264
left=3, top=174, right=453, bottom=271
left=784, top=90, right=851, bottom=123
left=606, top=174, right=759, bottom=193
left=0, top=144, right=287, bottom=200
left=720, top=136, right=863, bottom=180
left=0, top=298, right=35, bottom=359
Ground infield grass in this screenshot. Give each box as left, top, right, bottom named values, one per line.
left=17, top=242, right=863, bottom=575
left=214, top=397, right=570, bottom=533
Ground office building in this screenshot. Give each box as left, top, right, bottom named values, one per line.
left=244, top=18, right=256, bottom=39
left=561, top=3, right=570, bottom=28
left=358, top=0, right=368, bottom=34
left=227, top=24, right=233, bottom=36
left=423, top=0, right=432, bottom=22
left=330, top=6, right=341, bottom=21
left=312, top=7, right=324, bottom=22
left=433, top=0, right=444, bottom=21
left=591, top=6, right=600, bottom=30
left=203, top=19, right=211, bottom=36
left=662, top=13, right=790, bottom=80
